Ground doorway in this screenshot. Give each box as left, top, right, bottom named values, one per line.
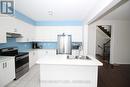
left=96, top=25, right=111, bottom=63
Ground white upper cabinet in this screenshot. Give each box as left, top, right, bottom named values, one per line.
left=0, top=16, right=35, bottom=43
left=0, top=17, right=20, bottom=33
left=0, top=17, right=7, bottom=43
left=0, top=16, right=17, bottom=43
left=0, top=13, right=34, bottom=43
left=0, top=31, right=6, bottom=43
left=35, top=26, right=83, bottom=42
left=0, top=16, right=22, bottom=43
left=15, top=18, right=35, bottom=42
left=0, top=16, right=82, bottom=43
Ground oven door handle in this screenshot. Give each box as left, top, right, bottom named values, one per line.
left=16, top=54, right=29, bottom=61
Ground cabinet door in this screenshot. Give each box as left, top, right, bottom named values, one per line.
left=0, top=17, right=7, bottom=43
left=29, top=51, right=38, bottom=68
left=7, top=17, right=21, bottom=33
left=0, top=17, right=19, bottom=43
left=0, top=31, right=6, bottom=43
left=2, top=17, right=16, bottom=33
left=13, top=18, right=23, bottom=34
left=35, top=27, right=82, bottom=42
left=0, top=62, right=5, bottom=87
left=29, top=51, right=34, bottom=68
left=37, top=49, right=56, bottom=57
left=16, top=18, right=35, bottom=42
left=35, top=29, right=57, bottom=42
left=0, top=58, right=15, bottom=87
left=4, top=59, right=15, bottom=85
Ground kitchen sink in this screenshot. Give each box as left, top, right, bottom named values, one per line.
left=67, top=55, right=91, bottom=60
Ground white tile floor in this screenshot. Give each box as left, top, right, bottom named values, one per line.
left=6, top=64, right=40, bottom=87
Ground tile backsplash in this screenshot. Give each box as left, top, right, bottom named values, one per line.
left=0, top=38, right=82, bottom=52
left=0, top=38, right=32, bottom=52
left=37, top=42, right=57, bottom=49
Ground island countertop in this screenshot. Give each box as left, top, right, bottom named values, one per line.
left=36, top=55, right=103, bottom=66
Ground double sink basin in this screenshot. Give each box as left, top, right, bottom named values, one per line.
left=67, top=55, right=91, bottom=60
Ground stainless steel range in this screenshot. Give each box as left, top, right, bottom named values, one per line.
left=0, top=47, right=29, bottom=80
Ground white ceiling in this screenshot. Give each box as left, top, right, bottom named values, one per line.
left=102, top=0, right=130, bottom=20
left=15, top=0, right=101, bottom=21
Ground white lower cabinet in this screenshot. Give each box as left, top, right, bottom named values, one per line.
left=29, top=49, right=44, bottom=68
left=29, top=50, right=39, bottom=68
left=29, top=49, right=56, bottom=68
left=29, top=50, right=35, bottom=68
left=0, top=57, right=15, bottom=87
left=40, top=65, right=98, bottom=87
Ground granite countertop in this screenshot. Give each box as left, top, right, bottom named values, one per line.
left=36, top=55, right=103, bottom=66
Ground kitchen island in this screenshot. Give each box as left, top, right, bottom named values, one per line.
left=37, top=55, right=102, bottom=87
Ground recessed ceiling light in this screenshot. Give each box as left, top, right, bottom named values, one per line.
left=48, top=10, right=53, bottom=16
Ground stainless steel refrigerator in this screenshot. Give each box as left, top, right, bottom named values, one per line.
left=57, top=33, right=72, bottom=54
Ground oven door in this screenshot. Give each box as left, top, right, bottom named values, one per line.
left=15, top=54, right=29, bottom=70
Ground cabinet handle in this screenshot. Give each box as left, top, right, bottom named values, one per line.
left=33, top=52, right=35, bottom=55
left=14, top=28, right=17, bottom=32
left=27, top=38, right=29, bottom=42
left=5, top=62, right=7, bottom=68
left=3, top=63, right=5, bottom=69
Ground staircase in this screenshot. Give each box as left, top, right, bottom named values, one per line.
left=98, top=25, right=111, bottom=37
left=98, top=25, right=111, bottom=63
left=103, top=40, right=110, bottom=63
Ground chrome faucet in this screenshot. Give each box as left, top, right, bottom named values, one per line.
left=78, top=45, right=82, bottom=56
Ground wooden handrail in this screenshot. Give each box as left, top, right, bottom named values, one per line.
left=104, top=40, right=110, bottom=46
